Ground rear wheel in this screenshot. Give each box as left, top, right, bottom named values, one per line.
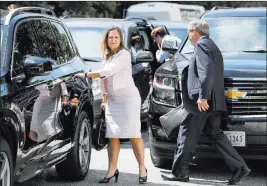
left=0, top=137, right=13, bottom=186
left=56, top=111, right=92, bottom=180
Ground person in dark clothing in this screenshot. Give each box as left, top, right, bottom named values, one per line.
left=161, top=19, right=251, bottom=185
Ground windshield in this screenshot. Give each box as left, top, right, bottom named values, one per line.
left=168, top=28, right=187, bottom=41
left=68, top=27, right=106, bottom=60
left=68, top=26, right=126, bottom=61
left=181, top=17, right=267, bottom=54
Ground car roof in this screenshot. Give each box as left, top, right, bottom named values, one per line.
left=63, top=18, right=131, bottom=28
left=149, top=20, right=188, bottom=28
left=62, top=18, right=143, bottom=32
left=128, top=2, right=204, bottom=12
left=1, top=7, right=57, bottom=25
left=203, top=7, right=267, bottom=18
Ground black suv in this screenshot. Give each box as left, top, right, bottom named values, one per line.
left=0, top=7, right=96, bottom=185
left=63, top=17, right=167, bottom=122
left=148, top=7, right=267, bottom=167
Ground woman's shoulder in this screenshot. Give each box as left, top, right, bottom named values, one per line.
left=118, top=48, right=130, bottom=56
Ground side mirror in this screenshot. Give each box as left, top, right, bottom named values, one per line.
left=161, top=35, right=181, bottom=54
left=23, top=55, right=57, bottom=76
left=136, top=51, right=154, bottom=64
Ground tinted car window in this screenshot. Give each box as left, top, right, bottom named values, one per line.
left=51, top=21, right=75, bottom=63
left=138, top=30, right=150, bottom=51
left=32, top=20, right=59, bottom=63
left=12, top=21, right=39, bottom=75
left=181, top=17, right=267, bottom=54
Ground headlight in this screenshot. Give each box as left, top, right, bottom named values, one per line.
left=152, top=74, right=179, bottom=106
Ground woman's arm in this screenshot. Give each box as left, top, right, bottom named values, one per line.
left=102, top=93, right=108, bottom=103
left=98, top=50, right=131, bottom=78
left=75, top=50, right=130, bottom=79
left=74, top=72, right=100, bottom=79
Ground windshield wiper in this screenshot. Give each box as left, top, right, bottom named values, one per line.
left=242, top=50, right=267, bottom=53
left=82, top=57, right=100, bottom=62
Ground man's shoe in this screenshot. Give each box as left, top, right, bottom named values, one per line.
left=228, top=166, right=251, bottom=185
left=161, top=173, right=189, bottom=182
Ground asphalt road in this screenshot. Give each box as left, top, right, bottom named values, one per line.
left=16, top=130, right=267, bottom=186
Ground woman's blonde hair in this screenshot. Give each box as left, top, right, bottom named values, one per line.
left=101, top=26, right=126, bottom=60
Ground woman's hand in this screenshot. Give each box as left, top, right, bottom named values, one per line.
left=74, top=73, right=85, bottom=78
left=74, top=72, right=100, bottom=79
left=100, top=102, right=107, bottom=110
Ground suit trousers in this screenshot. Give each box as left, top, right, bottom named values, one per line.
left=172, top=111, right=247, bottom=176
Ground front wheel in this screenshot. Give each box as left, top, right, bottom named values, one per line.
left=0, top=137, right=13, bottom=186
left=56, top=111, right=92, bottom=180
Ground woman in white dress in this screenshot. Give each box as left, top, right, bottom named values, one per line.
left=74, top=27, right=147, bottom=184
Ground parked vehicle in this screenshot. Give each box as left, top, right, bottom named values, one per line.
left=147, top=7, right=267, bottom=167
left=149, top=20, right=188, bottom=42
left=125, top=2, right=205, bottom=21
left=63, top=17, right=163, bottom=122
left=0, top=7, right=95, bottom=185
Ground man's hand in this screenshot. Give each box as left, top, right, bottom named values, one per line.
left=196, top=99, right=209, bottom=112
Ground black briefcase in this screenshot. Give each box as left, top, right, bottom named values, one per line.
left=93, top=110, right=108, bottom=151
left=159, top=104, right=191, bottom=138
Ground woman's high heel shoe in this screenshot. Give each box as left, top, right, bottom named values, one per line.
left=139, top=168, right=147, bottom=184
left=99, top=169, right=119, bottom=183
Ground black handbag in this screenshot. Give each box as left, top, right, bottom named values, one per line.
left=93, top=110, right=108, bottom=151
left=159, top=104, right=191, bottom=138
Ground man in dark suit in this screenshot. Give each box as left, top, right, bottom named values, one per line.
left=161, top=20, right=251, bottom=185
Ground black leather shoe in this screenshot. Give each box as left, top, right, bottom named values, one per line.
left=228, top=166, right=251, bottom=185
left=161, top=173, right=189, bottom=182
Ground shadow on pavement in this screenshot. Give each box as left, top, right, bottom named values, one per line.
left=159, top=159, right=267, bottom=185
left=16, top=168, right=183, bottom=186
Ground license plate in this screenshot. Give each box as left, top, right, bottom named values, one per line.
left=223, top=131, right=246, bottom=147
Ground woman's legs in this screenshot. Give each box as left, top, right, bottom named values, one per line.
left=130, top=138, right=147, bottom=177
left=105, top=138, right=120, bottom=178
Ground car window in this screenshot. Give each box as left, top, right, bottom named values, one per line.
left=138, top=29, right=150, bottom=51
left=51, top=21, right=75, bottom=63
left=130, top=29, right=144, bottom=49
left=168, top=28, right=187, bottom=41
left=32, top=20, right=59, bottom=63
left=181, top=17, right=267, bottom=54
left=12, top=21, right=40, bottom=76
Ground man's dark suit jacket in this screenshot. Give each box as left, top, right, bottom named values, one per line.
left=181, top=36, right=227, bottom=114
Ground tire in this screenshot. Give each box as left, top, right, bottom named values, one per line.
left=148, top=125, right=171, bottom=168
left=0, top=137, right=13, bottom=186
left=56, top=111, right=92, bottom=181
left=150, top=148, right=171, bottom=168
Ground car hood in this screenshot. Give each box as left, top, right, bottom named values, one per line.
left=157, top=52, right=267, bottom=78
left=84, top=61, right=102, bottom=71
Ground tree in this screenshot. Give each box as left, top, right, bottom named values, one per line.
left=1, top=1, right=266, bottom=18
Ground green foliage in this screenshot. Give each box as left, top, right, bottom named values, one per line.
left=1, top=1, right=266, bottom=18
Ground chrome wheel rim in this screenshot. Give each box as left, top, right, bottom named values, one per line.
left=0, top=152, right=11, bottom=186
left=79, top=119, right=90, bottom=170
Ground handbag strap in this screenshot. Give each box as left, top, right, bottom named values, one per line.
left=101, top=109, right=105, bottom=120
